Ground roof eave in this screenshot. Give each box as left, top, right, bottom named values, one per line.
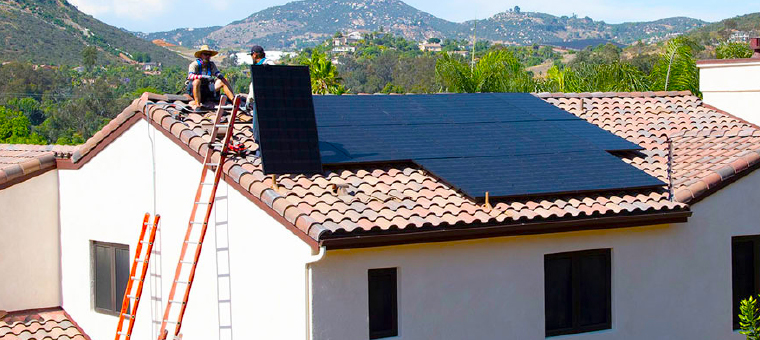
left=318, top=209, right=692, bottom=250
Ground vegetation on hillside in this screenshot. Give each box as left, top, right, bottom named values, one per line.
left=0, top=0, right=186, bottom=66
left=0, top=24, right=750, bottom=145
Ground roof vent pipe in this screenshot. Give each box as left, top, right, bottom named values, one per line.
left=751, top=38, right=760, bottom=59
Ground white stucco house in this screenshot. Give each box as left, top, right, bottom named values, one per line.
left=3, top=52, right=760, bottom=340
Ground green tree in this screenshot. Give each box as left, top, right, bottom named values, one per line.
left=435, top=50, right=536, bottom=93
left=649, top=37, right=700, bottom=95
left=82, top=46, right=98, bottom=70
left=717, top=42, right=753, bottom=59
left=543, top=62, right=648, bottom=93
left=739, top=295, right=760, bottom=340
left=427, top=37, right=441, bottom=44
left=0, top=106, right=46, bottom=144
left=303, top=52, right=346, bottom=94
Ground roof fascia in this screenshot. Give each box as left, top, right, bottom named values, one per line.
left=319, top=210, right=692, bottom=250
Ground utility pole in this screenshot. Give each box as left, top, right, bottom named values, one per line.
left=471, top=20, right=477, bottom=72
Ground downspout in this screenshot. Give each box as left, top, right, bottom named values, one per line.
left=305, top=246, right=326, bottom=340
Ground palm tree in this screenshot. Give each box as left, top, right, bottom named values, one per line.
left=303, top=52, right=346, bottom=95
left=649, top=37, right=700, bottom=95
left=543, top=62, right=649, bottom=93
left=435, top=50, right=537, bottom=93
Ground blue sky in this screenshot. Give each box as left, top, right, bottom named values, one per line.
left=67, top=0, right=759, bottom=33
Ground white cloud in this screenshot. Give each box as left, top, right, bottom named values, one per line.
left=69, top=0, right=173, bottom=22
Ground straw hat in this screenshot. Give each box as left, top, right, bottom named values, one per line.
left=194, top=45, right=219, bottom=58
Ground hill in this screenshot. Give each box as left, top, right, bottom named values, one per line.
left=204, top=0, right=460, bottom=48
left=0, top=0, right=187, bottom=66
left=685, top=12, right=760, bottom=44
left=141, top=0, right=707, bottom=49
left=137, top=26, right=222, bottom=48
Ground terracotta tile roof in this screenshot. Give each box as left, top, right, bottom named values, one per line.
left=0, top=144, right=75, bottom=188
left=61, top=92, right=705, bottom=248
left=0, top=308, right=90, bottom=340
left=536, top=90, right=760, bottom=204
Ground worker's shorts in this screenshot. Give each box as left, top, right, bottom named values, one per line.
left=186, top=80, right=220, bottom=102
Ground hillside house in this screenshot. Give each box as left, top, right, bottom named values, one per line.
left=3, top=53, right=760, bottom=340
left=418, top=42, right=442, bottom=52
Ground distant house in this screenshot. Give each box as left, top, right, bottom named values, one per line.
left=447, top=50, right=469, bottom=57
left=5, top=51, right=760, bottom=340
left=419, top=42, right=442, bottom=52
left=334, top=32, right=362, bottom=46
left=331, top=45, right=356, bottom=53
left=142, top=62, right=161, bottom=71
left=730, top=31, right=750, bottom=43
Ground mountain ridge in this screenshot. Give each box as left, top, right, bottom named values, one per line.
left=0, top=0, right=187, bottom=66
left=141, top=0, right=708, bottom=49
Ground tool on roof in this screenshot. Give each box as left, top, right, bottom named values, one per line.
left=114, top=213, right=161, bottom=340
left=157, top=95, right=243, bottom=340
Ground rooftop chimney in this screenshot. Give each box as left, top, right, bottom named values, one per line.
left=751, top=37, right=760, bottom=59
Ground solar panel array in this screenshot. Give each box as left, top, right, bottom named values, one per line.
left=251, top=65, right=323, bottom=175
left=312, top=93, right=663, bottom=199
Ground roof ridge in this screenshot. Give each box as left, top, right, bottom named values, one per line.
left=534, top=90, right=694, bottom=99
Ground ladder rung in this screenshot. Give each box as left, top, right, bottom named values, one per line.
left=211, top=143, right=223, bottom=147
left=206, top=163, right=219, bottom=167
left=194, top=202, right=210, bottom=205
left=163, top=320, right=181, bottom=324
left=190, top=222, right=206, bottom=225
left=117, top=331, right=130, bottom=335
left=201, top=182, right=215, bottom=186
left=215, top=124, right=227, bottom=128
left=169, top=300, right=186, bottom=304
left=139, top=241, right=152, bottom=244
left=135, top=259, right=147, bottom=263
left=218, top=273, right=230, bottom=278
left=185, top=241, right=201, bottom=245
left=217, top=247, right=229, bottom=251
left=219, top=325, right=232, bottom=329
left=122, top=314, right=134, bottom=319
left=215, top=196, right=228, bottom=200
left=130, top=276, right=143, bottom=281
left=175, top=280, right=191, bottom=284
left=127, top=295, right=139, bottom=300
left=180, top=260, right=196, bottom=264
left=218, top=299, right=231, bottom=303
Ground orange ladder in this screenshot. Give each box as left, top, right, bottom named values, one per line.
left=158, top=96, right=242, bottom=340
left=115, top=212, right=161, bottom=340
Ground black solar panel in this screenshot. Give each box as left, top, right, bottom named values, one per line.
left=251, top=65, right=322, bottom=175
left=312, top=93, right=660, bottom=199
left=416, top=152, right=664, bottom=198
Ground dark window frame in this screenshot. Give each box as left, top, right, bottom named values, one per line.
left=732, top=235, right=760, bottom=330
left=544, top=248, right=612, bottom=337
left=91, top=240, right=129, bottom=315
left=368, top=267, right=398, bottom=339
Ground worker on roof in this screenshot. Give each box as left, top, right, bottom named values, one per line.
left=186, top=45, right=234, bottom=110
left=247, top=45, right=276, bottom=148
left=247, top=45, right=275, bottom=103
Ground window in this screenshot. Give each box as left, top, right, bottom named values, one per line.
left=732, top=235, right=760, bottom=329
left=545, top=249, right=611, bottom=337
left=368, top=268, right=398, bottom=339
left=92, top=241, right=130, bottom=314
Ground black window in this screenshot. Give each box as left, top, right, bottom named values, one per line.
left=92, top=241, right=130, bottom=314
left=368, top=268, right=398, bottom=339
left=545, top=249, right=611, bottom=337
left=732, top=235, right=760, bottom=329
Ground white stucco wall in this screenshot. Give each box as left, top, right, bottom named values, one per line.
left=58, top=119, right=313, bottom=340
left=699, top=60, right=760, bottom=125
left=311, top=170, right=760, bottom=339
left=0, top=170, right=61, bottom=311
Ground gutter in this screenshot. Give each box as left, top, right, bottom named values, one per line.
left=319, top=210, right=692, bottom=250
left=304, top=246, right=326, bottom=340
